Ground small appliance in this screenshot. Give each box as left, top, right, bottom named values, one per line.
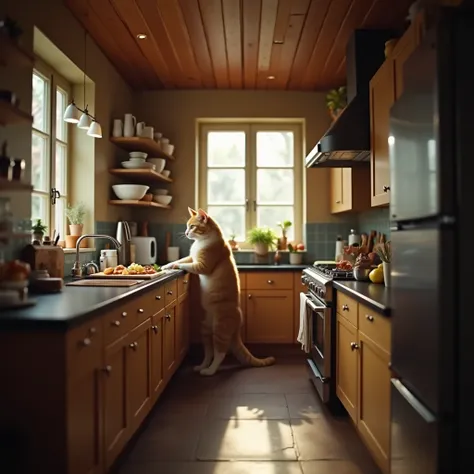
left=131, top=236, right=157, bottom=264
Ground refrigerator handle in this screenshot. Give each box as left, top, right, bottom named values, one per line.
left=391, top=378, right=436, bottom=423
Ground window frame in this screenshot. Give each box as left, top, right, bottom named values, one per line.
left=198, top=122, right=304, bottom=248
left=31, top=58, right=71, bottom=238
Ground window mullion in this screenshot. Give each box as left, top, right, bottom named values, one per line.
left=247, top=125, right=257, bottom=231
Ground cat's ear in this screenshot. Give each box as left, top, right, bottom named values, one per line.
left=188, top=207, right=198, bottom=217
left=197, top=208, right=209, bottom=223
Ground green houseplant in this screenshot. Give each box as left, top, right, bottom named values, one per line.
left=228, top=231, right=239, bottom=251
left=326, top=86, right=347, bottom=121
left=288, top=242, right=304, bottom=265
left=277, top=220, right=292, bottom=250
left=247, top=227, right=277, bottom=256
left=31, top=218, right=47, bottom=242
left=66, top=202, right=86, bottom=236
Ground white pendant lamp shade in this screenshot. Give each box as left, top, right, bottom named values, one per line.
left=77, top=111, right=92, bottom=130
left=63, top=102, right=80, bottom=123
left=87, top=120, right=102, bottom=138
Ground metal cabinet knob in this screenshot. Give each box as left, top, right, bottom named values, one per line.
left=152, top=325, right=159, bottom=333
left=366, top=315, right=374, bottom=322
left=165, top=313, right=171, bottom=321
left=183, top=280, right=188, bottom=285
left=350, top=342, right=360, bottom=351
left=248, top=294, right=252, bottom=299
left=82, top=337, right=92, bottom=346
left=121, top=312, right=127, bottom=318
left=112, top=320, right=120, bottom=327
left=155, top=295, right=161, bottom=300
left=129, top=342, right=138, bottom=349
left=103, top=365, right=112, bottom=373
left=342, top=304, right=349, bottom=311
left=167, top=290, right=173, bottom=295
left=138, top=308, right=144, bottom=314
left=89, top=327, right=96, bottom=334
left=383, top=185, right=390, bottom=192
left=267, top=280, right=274, bottom=284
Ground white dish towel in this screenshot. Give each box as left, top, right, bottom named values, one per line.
left=297, top=292, right=312, bottom=353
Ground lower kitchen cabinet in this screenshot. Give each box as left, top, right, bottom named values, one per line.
left=336, top=293, right=392, bottom=474
left=163, top=302, right=176, bottom=380
left=150, top=311, right=164, bottom=402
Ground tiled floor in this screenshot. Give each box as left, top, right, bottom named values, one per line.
left=118, top=357, right=380, bottom=474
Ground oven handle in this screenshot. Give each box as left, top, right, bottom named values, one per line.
left=306, top=296, right=327, bottom=312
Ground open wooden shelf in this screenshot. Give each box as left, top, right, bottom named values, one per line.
left=109, top=200, right=171, bottom=209
left=109, top=168, right=172, bottom=183
left=110, top=137, right=175, bottom=160
left=0, top=100, right=33, bottom=126
left=0, top=179, right=33, bottom=191
left=0, top=36, right=35, bottom=68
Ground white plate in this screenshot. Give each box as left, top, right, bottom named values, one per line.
left=122, top=161, right=156, bottom=170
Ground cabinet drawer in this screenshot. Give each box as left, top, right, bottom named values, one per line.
left=103, top=301, right=135, bottom=346
left=359, top=304, right=391, bottom=353
left=336, top=292, right=358, bottom=327
left=130, top=293, right=153, bottom=325
left=142, top=284, right=165, bottom=316
left=246, top=272, right=293, bottom=290
left=165, top=278, right=177, bottom=306
left=67, top=317, right=102, bottom=375
left=177, top=273, right=190, bottom=296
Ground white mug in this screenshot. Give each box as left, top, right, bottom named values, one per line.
left=141, top=126, right=154, bottom=139
left=112, top=119, right=123, bottom=137
left=136, top=121, right=146, bottom=137
left=167, top=246, right=179, bottom=262
left=123, top=114, right=136, bottom=137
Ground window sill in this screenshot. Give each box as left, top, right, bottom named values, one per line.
left=63, top=248, right=96, bottom=254
left=231, top=249, right=307, bottom=253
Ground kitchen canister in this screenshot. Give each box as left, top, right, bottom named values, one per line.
left=335, top=236, right=344, bottom=261
left=167, top=246, right=179, bottom=263
left=112, top=119, right=123, bottom=137
left=348, top=229, right=360, bottom=246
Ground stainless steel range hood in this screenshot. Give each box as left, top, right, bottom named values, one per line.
left=306, top=29, right=396, bottom=168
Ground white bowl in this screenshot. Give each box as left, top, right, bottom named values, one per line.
left=160, top=137, right=170, bottom=145
left=147, top=158, right=165, bottom=173
left=112, top=184, right=149, bottom=200
left=152, top=188, right=168, bottom=195
left=154, top=195, right=173, bottom=205
left=129, top=151, right=148, bottom=160
left=122, top=161, right=156, bottom=170
left=162, top=144, right=174, bottom=156
left=161, top=169, right=171, bottom=178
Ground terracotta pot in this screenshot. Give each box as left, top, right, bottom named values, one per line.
left=65, top=235, right=88, bottom=249
left=280, top=236, right=288, bottom=250
left=69, top=224, right=83, bottom=236
left=228, top=239, right=239, bottom=251
left=254, top=242, right=269, bottom=256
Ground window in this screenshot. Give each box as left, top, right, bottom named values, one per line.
left=199, top=123, right=303, bottom=246
left=31, top=61, right=70, bottom=237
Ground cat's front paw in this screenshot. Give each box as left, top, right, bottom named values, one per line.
left=200, top=367, right=217, bottom=376
left=162, top=263, right=175, bottom=270
left=193, top=364, right=208, bottom=372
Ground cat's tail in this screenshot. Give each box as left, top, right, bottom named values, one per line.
left=231, top=334, right=276, bottom=367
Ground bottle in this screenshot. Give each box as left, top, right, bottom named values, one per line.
left=274, top=250, right=281, bottom=265
left=104, top=249, right=118, bottom=268
left=100, top=250, right=108, bottom=272
left=348, top=229, right=360, bottom=246
left=335, top=236, right=344, bottom=262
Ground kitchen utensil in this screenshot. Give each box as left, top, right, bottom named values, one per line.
left=21, top=244, right=65, bottom=278
left=167, top=246, right=179, bottom=262
left=54, top=232, right=60, bottom=246
left=129, top=151, right=148, bottom=160
left=112, top=119, right=123, bottom=137
left=131, top=236, right=157, bottom=264
left=123, top=114, right=136, bottom=137
left=121, top=160, right=155, bottom=170
left=147, top=158, right=165, bottom=173
left=112, top=184, right=149, bottom=200
left=153, top=195, right=172, bottom=205
left=116, top=222, right=132, bottom=265
left=360, top=233, right=368, bottom=250
left=136, top=121, right=146, bottom=136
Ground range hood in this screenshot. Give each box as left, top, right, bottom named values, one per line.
left=306, top=29, right=396, bottom=168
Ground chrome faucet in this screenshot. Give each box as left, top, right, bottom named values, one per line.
left=71, top=234, right=121, bottom=278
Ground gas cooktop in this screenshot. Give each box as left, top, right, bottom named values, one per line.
left=312, top=263, right=354, bottom=280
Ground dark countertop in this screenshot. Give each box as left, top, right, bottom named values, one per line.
left=0, top=270, right=184, bottom=331
left=237, top=264, right=307, bottom=271
left=333, top=280, right=390, bottom=316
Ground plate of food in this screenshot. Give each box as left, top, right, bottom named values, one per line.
left=89, top=263, right=166, bottom=279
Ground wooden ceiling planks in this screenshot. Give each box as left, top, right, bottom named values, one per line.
left=66, top=0, right=413, bottom=92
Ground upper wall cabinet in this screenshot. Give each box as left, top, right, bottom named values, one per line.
left=369, top=13, right=424, bottom=208
left=330, top=167, right=371, bottom=214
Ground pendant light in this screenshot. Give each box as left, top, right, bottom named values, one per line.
left=78, top=30, right=92, bottom=130
left=63, top=100, right=80, bottom=123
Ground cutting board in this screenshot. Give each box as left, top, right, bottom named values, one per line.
left=67, top=279, right=141, bottom=287
left=88, top=270, right=167, bottom=280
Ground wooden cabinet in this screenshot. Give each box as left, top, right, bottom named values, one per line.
left=150, top=311, right=164, bottom=401
left=163, top=302, right=176, bottom=380
left=176, top=294, right=188, bottom=361
left=330, top=167, right=370, bottom=214
left=335, top=292, right=392, bottom=474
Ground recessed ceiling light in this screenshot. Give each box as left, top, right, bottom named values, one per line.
left=136, top=33, right=147, bottom=40
left=267, top=75, right=275, bottom=80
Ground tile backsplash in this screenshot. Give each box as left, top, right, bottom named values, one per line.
left=357, top=208, right=390, bottom=238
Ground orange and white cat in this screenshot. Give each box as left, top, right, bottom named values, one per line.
left=162, top=207, right=275, bottom=376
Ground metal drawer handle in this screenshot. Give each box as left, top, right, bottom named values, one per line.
left=342, top=304, right=349, bottom=311
left=129, top=342, right=138, bottom=349
left=82, top=337, right=91, bottom=346
left=350, top=342, right=359, bottom=351
left=103, top=365, right=112, bottom=373
left=155, top=295, right=161, bottom=300
left=138, top=308, right=144, bottom=314
left=112, top=320, right=120, bottom=327
left=152, top=325, right=159, bottom=333
left=248, top=294, right=252, bottom=299
left=121, top=312, right=127, bottom=318
left=366, top=314, right=374, bottom=322
left=167, top=290, right=173, bottom=295
left=165, top=313, right=171, bottom=321
left=267, top=279, right=274, bottom=284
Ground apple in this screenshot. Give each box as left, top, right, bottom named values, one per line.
left=296, top=243, right=305, bottom=251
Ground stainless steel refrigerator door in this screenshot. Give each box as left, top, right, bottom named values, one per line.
left=391, top=378, right=437, bottom=474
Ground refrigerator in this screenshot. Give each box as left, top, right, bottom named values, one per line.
left=389, top=6, right=474, bottom=474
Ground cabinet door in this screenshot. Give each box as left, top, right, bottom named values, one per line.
left=67, top=366, right=103, bottom=474
left=336, top=314, right=358, bottom=422
left=330, top=168, right=344, bottom=213
left=240, top=291, right=246, bottom=342
left=357, top=331, right=391, bottom=474
left=393, top=21, right=417, bottom=100
left=176, top=293, right=189, bottom=362
left=127, top=319, right=152, bottom=432
left=246, top=289, right=294, bottom=343
left=103, top=337, right=129, bottom=470
left=370, top=59, right=395, bottom=207
left=151, top=312, right=164, bottom=402
left=163, top=303, right=176, bottom=379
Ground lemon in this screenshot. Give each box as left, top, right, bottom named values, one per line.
left=369, top=267, right=384, bottom=284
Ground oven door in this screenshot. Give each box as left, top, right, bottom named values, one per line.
left=305, top=293, right=332, bottom=402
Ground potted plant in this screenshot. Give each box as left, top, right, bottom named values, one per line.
left=288, top=242, right=305, bottom=265
left=31, top=218, right=47, bottom=242
left=66, top=202, right=86, bottom=236
left=247, top=227, right=277, bottom=256
left=228, top=231, right=239, bottom=251
left=375, top=241, right=392, bottom=287
left=326, top=86, right=347, bottom=121
left=277, top=220, right=292, bottom=250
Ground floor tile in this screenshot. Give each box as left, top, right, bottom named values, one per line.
left=301, top=460, right=380, bottom=474
left=196, top=419, right=297, bottom=461
left=207, top=394, right=290, bottom=420
left=285, top=393, right=323, bottom=419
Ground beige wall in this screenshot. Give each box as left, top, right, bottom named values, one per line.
left=135, top=90, right=342, bottom=224
left=1, top=0, right=134, bottom=223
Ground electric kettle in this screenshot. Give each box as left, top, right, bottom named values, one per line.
left=116, top=221, right=132, bottom=266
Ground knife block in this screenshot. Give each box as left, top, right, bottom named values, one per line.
left=21, top=245, right=65, bottom=278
